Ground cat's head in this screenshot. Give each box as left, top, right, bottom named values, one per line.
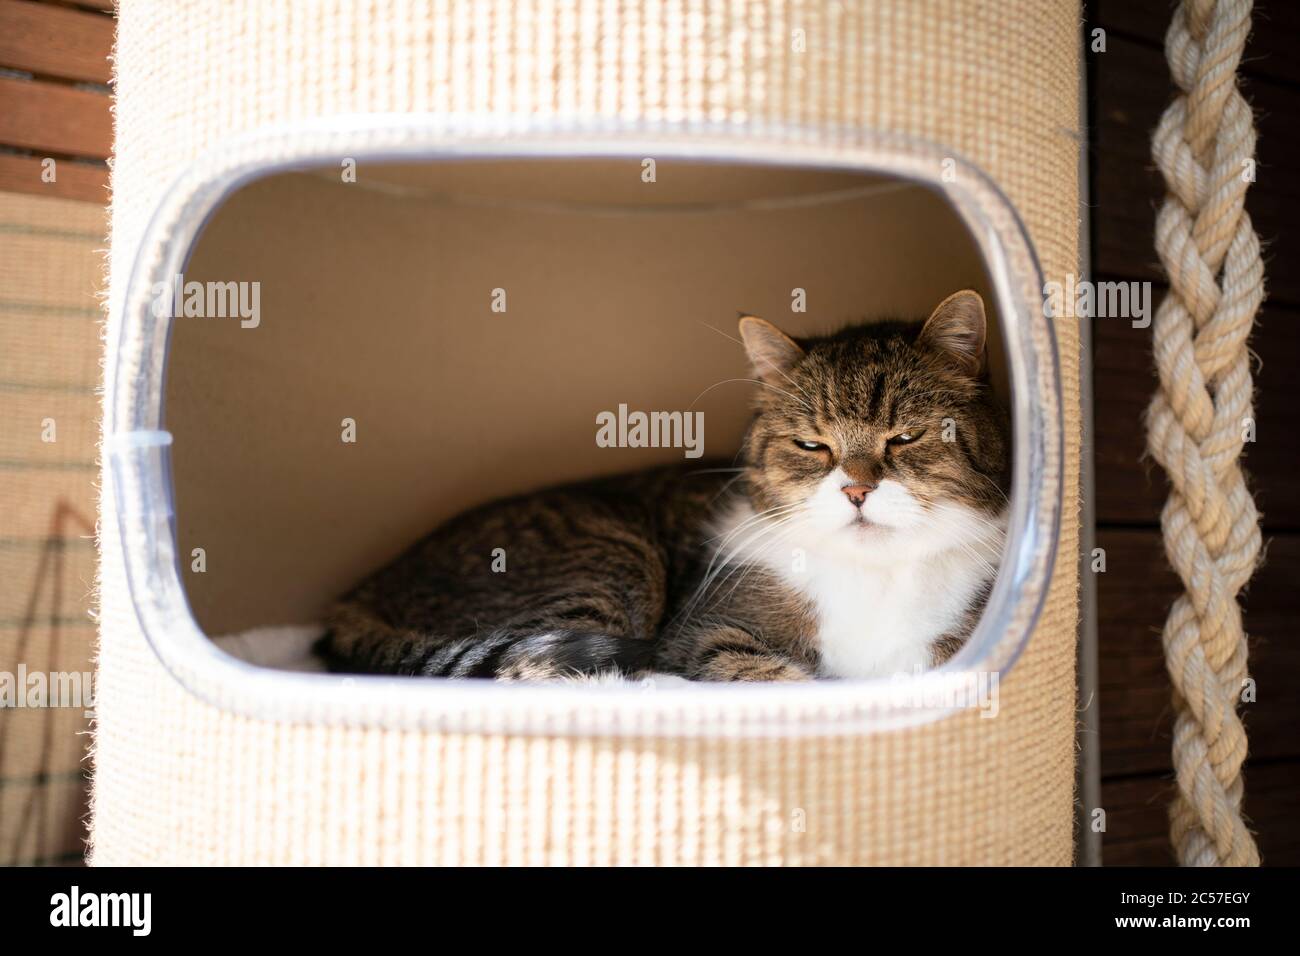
left=737, top=291, right=1009, bottom=560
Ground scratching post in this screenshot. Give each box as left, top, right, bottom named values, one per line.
left=93, top=0, right=1081, bottom=866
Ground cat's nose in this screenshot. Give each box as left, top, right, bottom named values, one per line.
left=841, top=483, right=876, bottom=507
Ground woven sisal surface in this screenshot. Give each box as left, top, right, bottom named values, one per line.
left=94, top=0, right=1081, bottom=865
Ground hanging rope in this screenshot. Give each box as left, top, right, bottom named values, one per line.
left=1146, top=0, right=1264, bottom=866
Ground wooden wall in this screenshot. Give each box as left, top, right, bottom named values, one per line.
left=1089, top=0, right=1300, bottom=865
left=0, top=0, right=111, bottom=201
left=0, top=0, right=111, bottom=865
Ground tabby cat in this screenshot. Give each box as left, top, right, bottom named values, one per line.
left=320, top=290, right=1009, bottom=681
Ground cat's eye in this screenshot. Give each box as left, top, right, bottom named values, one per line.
left=793, top=439, right=830, bottom=453
left=887, top=429, right=925, bottom=446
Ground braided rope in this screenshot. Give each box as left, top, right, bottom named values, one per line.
left=1146, top=0, right=1264, bottom=866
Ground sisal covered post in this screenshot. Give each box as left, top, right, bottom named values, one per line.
left=93, top=0, right=1082, bottom=866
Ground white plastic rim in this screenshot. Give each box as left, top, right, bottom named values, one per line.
left=106, top=114, right=1061, bottom=737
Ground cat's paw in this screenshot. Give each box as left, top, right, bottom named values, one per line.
left=698, top=653, right=814, bottom=682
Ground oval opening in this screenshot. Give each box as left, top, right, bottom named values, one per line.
left=161, top=156, right=1025, bottom=690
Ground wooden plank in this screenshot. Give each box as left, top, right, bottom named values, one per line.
left=0, top=390, right=100, bottom=465
left=0, top=767, right=91, bottom=866
left=1095, top=0, right=1300, bottom=87
left=1099, top=774, right=1176, bottom=866
left=1091, top=296, right=1300, bottom=528
left=1092, top=35, right=1300, bottom=306
left=0, top=75, right=111, bottom=159
left=1102, top=759, right=1300, bottom=866
left=1089, top=1, right=1300, bottom=870
left=1096, top=529, right=1300, bottom=778
left=0, top=191, right=108, bottom=305
left=0, top=0, right=112, bottom=84
left=0, top=535, right=96, bottom=619
left=0, top=153, right=107, bottom=202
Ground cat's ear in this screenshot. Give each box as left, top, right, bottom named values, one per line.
left=919, top=290, right=986, bottom=375
left=738, top=315, right=805, bottom=385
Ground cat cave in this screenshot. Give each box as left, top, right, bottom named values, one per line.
left=95, top=0, right=1081, bottom=865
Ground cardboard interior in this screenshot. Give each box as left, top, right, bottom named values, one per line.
left=168, top=159, right=1003, bottom=636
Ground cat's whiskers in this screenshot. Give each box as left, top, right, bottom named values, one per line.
left=689, top=377, right=814, bottom=414
left=920, top=505, right=1005, bottom=542
left=819, top=508, right=998, bottom=577
left=922, top=516, right=1005, bottom=555
left=915, top=509, right=1004, bottom=576
left=679, top=510, right=795, bottom=623
left=708, top=470, right=747, bottom=505
left=696, top=509, right=802, bottom=598
left=710, top=508, right=806, bottom=582
left=701, top=503, right=802, bottom=545
left=713, top=516, right=809, bottom=609
left=943, top=541, right=999, bottom=579
left=957, top=470, right=1012, bottom=507
left=677, top=507, right=805, bottom=626
left=929, top=508, right=1009, bottom=552
left=696, top=320, right=821, bottom=411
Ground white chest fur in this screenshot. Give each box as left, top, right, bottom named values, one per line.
left=713, top=489, right=1003, bottom=679
left=791, top=546, right=989, bottom=678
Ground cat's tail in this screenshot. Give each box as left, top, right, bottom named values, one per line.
left=413, top=629, right=656, bottom=681
left=318, top=603, right=654, bottom=681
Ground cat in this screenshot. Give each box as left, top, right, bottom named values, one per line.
left=319, top=290, right=1010, bottom=682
